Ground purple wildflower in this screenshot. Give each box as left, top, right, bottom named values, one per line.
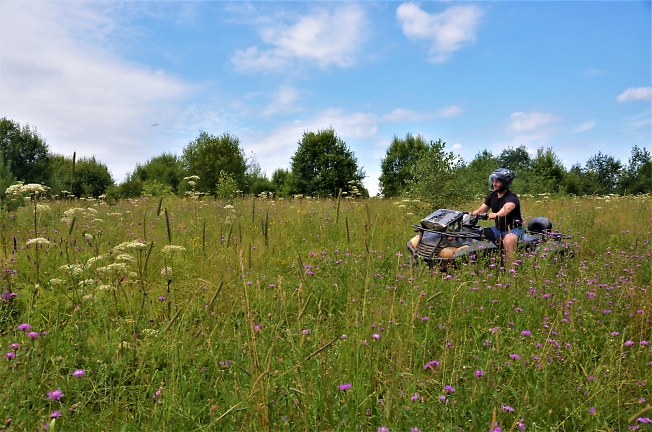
left=47, top=389, right=64, bottom=401
left=50, top=410, right=62, bottom=418
left=5, top=352, right=16, bottom=360
left=444, top=385, right=455, bottom=393
left=589, top=407, right=596, bottom=414
left=338, top=383, right=352, bottom=391
left=501, top=405, right=515, bottom=412
left=17, top=323, right=32, bottom=331
left=423, top=360, right=440, bottom=369
left=72, top=369, right=86, bottom=377
left=378, top=427, right=390, bottom=432
left=521, top=330, right=531, bottom=336
left=475, top=369, right=484, bottom=377
left=509, top=353, right=521, bottom=360
left=302, top=329, right=311, bottom=335
left=158, top=296, right=166, bottom=301
left=516, top=419, right=526, bottom=431
left=624, top=340, right=634, bottom=347
left=411, top=393, right=419, bottom=401
left=372, top=333, right=380, bottom=339
left=9, top=343, right=19, bottom=350
left=27, top=332, right=39, bottom=339
left=636, top=418, right=652, bottom=423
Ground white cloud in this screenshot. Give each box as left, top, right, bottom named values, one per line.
left=0, top=1, right=192, bottom=180
left=396, top=3, right=482, bottom=63
left=508, top=112, right=561, bottom=132
left=261, top=85, right=301, bottom=117
left=435, top=105, right=464, bottom=118
left=231, top=5, right=368, bottom=72
left=616, top=87, right=652, bottom=103
left=452, top=143, right=462, bottom=149
left=571, top=120, right=596, bottom=133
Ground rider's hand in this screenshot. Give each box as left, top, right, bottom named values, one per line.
left=488, top=213, right=497, bottom=220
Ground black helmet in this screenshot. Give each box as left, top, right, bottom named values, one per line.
left=489, top=168, right=515, bottom=191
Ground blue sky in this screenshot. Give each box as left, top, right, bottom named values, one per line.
left=1, top=1, right=650, bottom=195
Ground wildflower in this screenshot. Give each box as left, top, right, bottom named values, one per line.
left=421, top=316, right=429, bottom=321
left=161, top=245, right=186, bottom=254
left=411, top=393, right=419, bottom=401
left=589, top=407, right=596, bottom=414
left=516, top=420, right=526, bottom=431
left=338, top=383, right=352, bottom=391
left=26, top=238, right=50, bottom=247
left=160, top=267, right=173, bottom=278
left=502, top=405, right=515, bottom=412
left=5, top=352, right=16, bottom=360
left=509, top=354, right=521, bottom=360
left=115, top=254, right=136, bottom=263
left=378, top=427, right=390, bottom=432
left=439, top=395, right=448, bottom=403
left=411, top=429, right=423, bottom=432
left=17, top=323, right=32, bottom=331
left=72, top=369, right=86, bottom=377
left=444, top=385, right=455, bottom=393
left=47, top=389, right=64, bottom=401
left=341, top=334, right=348, bottom=339
left=152, top=389, right=162, bottom=400
left=27, top=332, right=39, bottom=339
left=50, top=410, right=62, bottom=418
left=624, top=340, right=634, bottom=347
left=423, top=360, right=440, bottom=369
left=372, top=333, right=380, bottom=340
left=636, top=417, right=652, bottom=423
left=158, top=296, right=166, bottom=301
left=641, top=341, right=649, bottom=346
left=475, top=369, right=484, bottom=377
left=521, top=330, right=531, bottom=336
left=9, top=343, right=19, bottom=350
left=302, top=329, right=311, bottom=335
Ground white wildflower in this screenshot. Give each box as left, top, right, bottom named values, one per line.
left=85, top=233, right=94, bottom=241
left=82, top=294, right=96, bottom=303
left=142, top=328, right=159, bottom=337
left=105, top=263, right=128, bottom=273
left=26, top=238, right=50, bottom=246
left=97, top=284, right=113, bottom=291
left=161, top=245, right=186, bottom=254
left=184, top=175, right=200, bottom=181
left=224, top=204, right=234, bottom=210
left=115, top=254, right=136, bottom=263
left=79, top=279, right=96, bottom=286
left=127, top=271, right=139, bottom=278
left=86, top=255, right=106, bottom=265
left=125, top=241, right=148, bottom=251
left=49, top=278, right=65, bottom=286
left=161, top=267, right=173, bottom=278
left=36, top=204, right=50, bottom=212
left=60, top=264, right=85, bottom=276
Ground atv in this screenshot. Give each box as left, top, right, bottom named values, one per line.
left=406, top=208, right=572, bottom=268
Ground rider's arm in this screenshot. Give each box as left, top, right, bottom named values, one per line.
left=488, top=202, right=516, bottom=219
left=470, top=204, right=489, bottom=216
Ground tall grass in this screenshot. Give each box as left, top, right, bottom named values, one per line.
left=0, top=194, right=650, bottom=431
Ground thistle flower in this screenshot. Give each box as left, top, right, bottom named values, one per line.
left=17, top=323, right=32, bottom=331
left=338, top=383, right=352, bottom=391
left=72, top=369, right=86, bottom=377
left=47, top=389, right=64, bottom=401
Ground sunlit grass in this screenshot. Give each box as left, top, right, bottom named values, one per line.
left=1, top=194, right=651, bottom=431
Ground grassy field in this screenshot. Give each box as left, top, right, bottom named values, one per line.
left=1, top=194, right=651, bottom=431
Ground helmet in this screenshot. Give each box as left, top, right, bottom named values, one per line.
left=488, top=168, right=515, bottom=191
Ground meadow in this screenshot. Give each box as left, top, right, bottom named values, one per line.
left=0, top=193, right=651, bottom=431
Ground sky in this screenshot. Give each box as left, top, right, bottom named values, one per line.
left=1, top=1, right=650, bottom=196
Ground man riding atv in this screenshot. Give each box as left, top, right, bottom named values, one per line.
left=469, top=168, right=523, bottom=265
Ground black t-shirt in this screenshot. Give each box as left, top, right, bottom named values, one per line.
left=484, top=190, right=523, bottom=231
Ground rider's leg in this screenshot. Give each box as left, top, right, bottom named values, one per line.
left=503, top=232, right=518, bottom=265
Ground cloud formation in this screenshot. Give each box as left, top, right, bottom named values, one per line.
left=261, top=86, right=301, bottom=117
left=231, top=5, right=368, bottom=72
left=396, top=3, right=482, bottom=63
left=0, top=1, right=191, bottom=180
left=616, top=87, right=652, bottom=103
left=508, top=111, right=561, bottom=132
left=571, top=120, right=596, bottom=133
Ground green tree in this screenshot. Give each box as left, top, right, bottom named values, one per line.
left=0, top=118, right=51, bottom=185
left=50, top=154, right=114, bottom=198
left=379, top=133, right=429, bottom=198
left=460, top=149, right=497, bottom=197
left=131, top=153, right=185, bottom=194
left=497, top=145, right=531, bottom=173
left=0, top=153, right=18, bottom=210
left=290, top=128, right=364, bottom=197
left=408, top=139, right=468, bottom=208
left=528, top=147, right=566, bottom=194
left=181, top=132, right=247, bottom=195
left=619, top=146, right=651, bottom=194
left=584, top=152, right=622, bottom=194
left=271, top=168, right=292, bottom=197
left=244, top=154, right=276, bottom=196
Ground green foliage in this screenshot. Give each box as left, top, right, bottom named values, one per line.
left=290, top=128, right=364, bottom=197
left=0, top=153, right=18, bottom=211
left=0, top=117, right=51, bottom=184
left=181, top=132, right=247, bottom=195
left=526, top=147, right=567, bottom=194
left=244, top=155, right=276, bottom=196
left=271, top=168, right=292, bottom=197
left=584, top=152, right=622, bottom=194
left=142, top=179, right=175, bottom=197
left=215, top=170, right=239, bottom=199
left=379, top=133, right=429, bottom=198
left=459, top=149, right=498, bottom=198
left=131, top=153, right=185, bottom=194
left=619, top=146, right=651, bottom=194
left=497, top=145, right=531, bottom=173
left=49, top=154, right=114, bottom=198
left=408, top=139, right=469, bottom=207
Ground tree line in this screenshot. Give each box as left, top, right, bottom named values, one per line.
left=1, top=117, right=650, bottom=208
